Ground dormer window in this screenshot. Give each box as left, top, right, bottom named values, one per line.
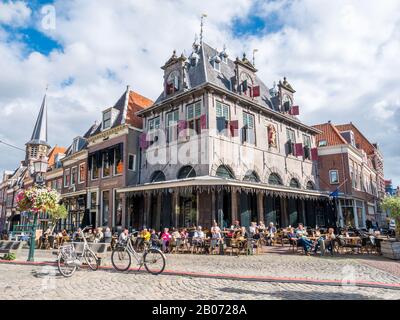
left=72, top=138, right=79, bottom=153
left=282, top=94, right=292, bottom=112
left=166, top=71, right=180, bottom=95
left=103, top=110, right=112, bottom=129
left=213, top=60, right=221, bottom=71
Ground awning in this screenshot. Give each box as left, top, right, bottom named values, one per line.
left=117, top=176, right=330, bottom=200
left=61, top=190, right=87, bottom=199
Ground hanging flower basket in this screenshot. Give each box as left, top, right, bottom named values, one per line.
left=16, top=187, right=60, bottom=214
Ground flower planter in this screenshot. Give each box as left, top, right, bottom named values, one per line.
left=381, top=240, right=400, bottom=260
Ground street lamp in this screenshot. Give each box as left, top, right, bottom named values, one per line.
left=27, top=156, right=48, bottom=262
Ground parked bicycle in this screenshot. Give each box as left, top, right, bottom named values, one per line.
left=57, top=225, right=99, bottom=277
left=111, top=231, right=166, bottom=275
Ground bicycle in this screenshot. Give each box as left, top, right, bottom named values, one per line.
left=111, top=232, right=166, bottom=275
left=57, top=225, right=100, bottom=277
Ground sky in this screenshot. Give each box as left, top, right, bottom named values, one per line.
left=0, top=0, right=399, bottom=187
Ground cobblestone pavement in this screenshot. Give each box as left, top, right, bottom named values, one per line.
left=17, top=248, right=400, bottom=285
left=1, top=249, right=399, bottom=300
left=0, top=264, right=399, bottom=300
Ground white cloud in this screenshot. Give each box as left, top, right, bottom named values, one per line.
left=0, top=0, right=399, bottom=186
left=0, top=0, right=31, bottom=26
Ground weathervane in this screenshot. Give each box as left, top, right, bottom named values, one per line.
left=200, top=13, right=207, bottom=44
left=252, top=49, right=258, bottom=67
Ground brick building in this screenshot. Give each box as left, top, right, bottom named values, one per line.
left=313, top=121, right=385, bottom=228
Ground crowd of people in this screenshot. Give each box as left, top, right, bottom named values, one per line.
left=38, top=226, right=114, bottom=249
left=115, top=220, right=282, bottom=254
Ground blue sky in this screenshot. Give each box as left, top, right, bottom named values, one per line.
left=0, top=0, right=399, bottom=188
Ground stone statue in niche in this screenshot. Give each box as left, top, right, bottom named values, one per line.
left=268, top=125, right=277, bottom=148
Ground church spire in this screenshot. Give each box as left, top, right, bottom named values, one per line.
left=25, top=91, right=51, bottom=165
left=28, top=92, right=49, bottom=146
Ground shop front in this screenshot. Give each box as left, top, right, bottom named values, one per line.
left=118, top=176, right=333, bottom=231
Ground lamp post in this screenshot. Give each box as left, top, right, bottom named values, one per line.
left=27, top=156, right=48, bottom=262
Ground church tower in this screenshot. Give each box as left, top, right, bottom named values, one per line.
left=25, top=93, right=51, bottom=166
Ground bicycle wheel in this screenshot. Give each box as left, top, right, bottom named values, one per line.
left=57, top=254, right=77, bottom=277
left=143, top=248, right=166, bottom=275
left=84, top=250, right=99, bottom=271
left=111, top=246, right=131, bottom=272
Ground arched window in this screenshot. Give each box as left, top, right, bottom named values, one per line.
left=216, top=165, right=235, bottom=179
left=177, top=166, right=196, bottom=179
left=306, top=181, right=315, bottom=190
left=243, top=170, right=260, bottom=182
left=268, top=173, right=282, bottom=185
left=290, top=178, right=301, bottom=189
left=150, top=171, right=166, bottom=183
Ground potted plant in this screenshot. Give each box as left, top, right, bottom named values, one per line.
left=380, top=196, right=400, bottom=260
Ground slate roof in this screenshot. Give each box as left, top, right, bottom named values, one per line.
left=154, top=42, right=278, bottom=111
left=27, top=94, right=50, bottom=147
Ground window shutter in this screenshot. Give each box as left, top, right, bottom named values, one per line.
left=177, top=120, right=187, bottom=133
left=253, top=86, right=260, bottom=97
left=139, top=133, right=149, bottom=149
left=216, top=117, right=226, bottom=133
left=200, top=114, right=207, bottom=129
left=229, top=120, right=239, bottom=137
left=311, top=148, right=318, bottom=161
left=290, top=105, right=299, bottom=115
left=242, top=79, right=248, bottom=93
left=295, top=143, right=304, bottom=157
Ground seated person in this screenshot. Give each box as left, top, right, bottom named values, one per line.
left=295, top=223, right=313, bottom=255
left=103, top=227, right=112, bottom=243
left=94, top=227, right=104, bottom=243
left=193, top=226, right=205, bottom=247
left=161, top=228, right=172, bottom=253
left=266, top=222, right=277, bottom=245
left=180, top=228, right=188, bottom=240
left=314, top=227, right=336, bottom=255
left=72, top=228, right=82, bottom=242
left=118, top=228, right=129, bottom=245
left=171, top=228, right=181, bottom=240
left=230, top=220, right=241, bottom=232
left=257, top=221, right=266, bottom=233
left=211, top=222, right=223, bottom=248
left=249, top=222, right=257, bottom=237
left=150, top=229, right=161, bottom=248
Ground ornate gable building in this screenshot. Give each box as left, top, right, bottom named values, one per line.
left=118, top=38, right=334, bottom=231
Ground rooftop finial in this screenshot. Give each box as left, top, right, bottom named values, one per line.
left=252, top=49, right=258, bottom=67
left=200, top=13, right=207, bottom=44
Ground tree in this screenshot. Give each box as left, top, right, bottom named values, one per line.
left=48, top=204, right=68, bottom=233
left=381, top=196, right=400, bottom=241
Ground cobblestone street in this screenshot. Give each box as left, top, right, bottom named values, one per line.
left=1, top=249, right=399, bottom=300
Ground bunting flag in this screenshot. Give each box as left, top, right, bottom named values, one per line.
left=329, top=188, right=339, bottom=198
left=295, top=143, right=304, bottom=157
left=229, top=120, right=239, bottom=137
left=311, top=147, right=318, bottom=161
left=289, top=105, right=300, bottom=115
left=139, top=133, right=149, bottom=149
left=200, top=114, right=207, bottom=129
left=253, top=85, right=260, bottom=97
